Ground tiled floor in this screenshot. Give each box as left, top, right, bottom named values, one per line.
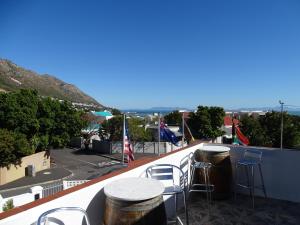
left=179, top=194, right=300, bottom=225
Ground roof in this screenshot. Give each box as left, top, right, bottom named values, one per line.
left=224, top=116, right=239, bottom=126
left=92, top=111, right=113, bottom=117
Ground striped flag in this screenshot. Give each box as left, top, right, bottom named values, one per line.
left=124, top=119, right=134, bottom=163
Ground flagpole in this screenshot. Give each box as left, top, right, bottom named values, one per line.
left=122, top=114, right=125, bottom=164
left=158, top=112, right=160, bottom=157
left=182, top=112, right=185, bottom=148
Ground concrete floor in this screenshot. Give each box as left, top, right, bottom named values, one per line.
left=178, top=194, right=300, bottom=225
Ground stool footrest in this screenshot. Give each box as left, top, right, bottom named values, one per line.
left=189, top=184, right=214, bottom=192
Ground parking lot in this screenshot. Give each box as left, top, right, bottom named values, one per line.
left=50, top=148, right=126, bottom=180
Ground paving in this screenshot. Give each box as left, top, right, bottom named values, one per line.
left=178, top=194, right=300, bottom=225
left=0, top=148, right=157, bottom=198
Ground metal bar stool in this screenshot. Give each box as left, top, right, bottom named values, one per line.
left=146, top=164, right=189, bottom=225
left=37, top=207, right=91, bottom=225
left=234, top=149, right=267, bottom=208
left=189, top=153, right=214, bottom=209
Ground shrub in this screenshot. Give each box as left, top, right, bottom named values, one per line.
left=2, top=199, right=14, bottom=212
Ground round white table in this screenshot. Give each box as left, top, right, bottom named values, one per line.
left=199, top=145, right=231, bottom=152
left=103, top=177, right=167, bottom=225
left=104, top=177, right=164, bottom=201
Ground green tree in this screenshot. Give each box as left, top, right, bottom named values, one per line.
left=188, top=106, right=225, bottom=140
left=101, top=116, right=152, bottom=142
left=239, top=115, right=270, bottom=146
left=240, top=112, right=300, bottom=149
left=164, top=110, right=182, bottom=125
left=260, top=111, right=300, bottom=149
left=102, top=116, right=123, bottom=141
left=111, top=108, right=122, bottom=115
left=0, top=129, right=33, bottom=167
left=128, top=118, right=152, bottom=142
left=0, top=89, right=39, bottom=138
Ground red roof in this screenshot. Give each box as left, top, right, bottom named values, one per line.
left=224, top=116, right=239, bottom=126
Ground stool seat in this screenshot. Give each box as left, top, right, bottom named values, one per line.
left=193, top=162, right=212, bottom=168
left=237, top=159, right=258, bottom=166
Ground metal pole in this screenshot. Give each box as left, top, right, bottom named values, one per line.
left=182, top=112, right=185, bottom=148
left=158, top=113, right=160, bottom=156
left=279, top=100, right=284, bottom=150
left=122, top=114, right=126, bottom=163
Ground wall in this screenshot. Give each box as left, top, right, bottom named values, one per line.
left=1, top=144, right=300, bottom=225
left=0, top=186, right=43, bottom=213
left=0, top=143, right=202, bottom=225
left=229, top=145, right=300, bottom=203
left=0, top=151, right=50, bottom=185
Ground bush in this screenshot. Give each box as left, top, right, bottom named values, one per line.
left=2, top=199, right=14, bottom=212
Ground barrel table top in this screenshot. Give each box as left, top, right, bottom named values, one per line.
left=199, top=145, right=230, bottom=153
left=104, top=177, right=164, bottom=201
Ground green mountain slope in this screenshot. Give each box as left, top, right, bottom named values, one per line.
left=0, top=59, right=103, bottom=107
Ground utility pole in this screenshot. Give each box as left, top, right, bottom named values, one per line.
left=182, top=112, right=185, bottom=148
left=122, top=113, right=126, bottom=163
left=279, top=100, right=284, bottom=150
left=158, top=113, right=161, bottom=156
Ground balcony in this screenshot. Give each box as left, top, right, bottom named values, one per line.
left=1, top=142, right=300, bottom=225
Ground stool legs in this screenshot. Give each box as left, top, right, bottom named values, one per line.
left=258, top=164, right=267, bottom=198
left=189, top=165, right=213, bottom=211
left=235, top=163, right=267, bottom=208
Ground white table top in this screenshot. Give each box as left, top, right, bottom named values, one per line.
left=104, top=177, right=165, bottom=201
left=199, top=145, right=230, bottom=152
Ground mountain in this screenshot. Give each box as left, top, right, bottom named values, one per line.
left=0, top=59, right=103, bottom=107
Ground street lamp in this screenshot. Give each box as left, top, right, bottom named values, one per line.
left=279, top=100, right=284, bottom=150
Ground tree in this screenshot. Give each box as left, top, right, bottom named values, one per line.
left=240, top=112, right=300, bottom=149
left=0, top=89, right=39, bottom=138
left=101, top=116, right=152, bottom=142
left=260, top=111, right=300, bottom=149
left=0, top=129, right=33, bottom=167
left=111, top=108, right=122, bottom=115
left=101, top=116, right=123, bottom=141
left=239, top=115, right=270, bottom=146
left=164, top=111, right=182, bottom=125
left=188, top=106, right=225, bottom=140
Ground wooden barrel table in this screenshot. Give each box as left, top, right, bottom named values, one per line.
left=103, top=177, right=167, bottom=225
left=194, top=145, right=232, bottom=199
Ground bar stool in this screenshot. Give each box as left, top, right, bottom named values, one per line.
left=234, top=149, right=267, bottom=208
left=37, top=207, right=91, bottom=225
left=189, top=153, right=214, bottom=209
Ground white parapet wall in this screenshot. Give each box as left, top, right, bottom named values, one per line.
left=0, top=143, right=203, bottom=225
left=1, top=143, right=300, bottom=225
left=229, top=145, right=300, bottom=203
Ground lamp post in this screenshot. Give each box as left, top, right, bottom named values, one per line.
left=279, top=100, right=284, bottom=150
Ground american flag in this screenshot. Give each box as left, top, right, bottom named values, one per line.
left=124, top=120, right=134, bottom=163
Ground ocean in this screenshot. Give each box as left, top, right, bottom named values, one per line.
left=289, top=111, right=300, bottom=116
left=122, top=109, right=174, bottom=117
left=122, top=109, right=300, bottom=117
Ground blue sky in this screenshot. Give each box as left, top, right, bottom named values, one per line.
left=1, top=0, right=300, bottom=109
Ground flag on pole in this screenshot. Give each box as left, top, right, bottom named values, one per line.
left=160, top=121, right=179, bottom=146
left=124, top=119, right=134, bottom=163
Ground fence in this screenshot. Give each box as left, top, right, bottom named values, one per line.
left=110, top=141, right=183, bottom=154
left=63, top=180, right=89, bottom=190
left=42, top=182, right=64, bottom=198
